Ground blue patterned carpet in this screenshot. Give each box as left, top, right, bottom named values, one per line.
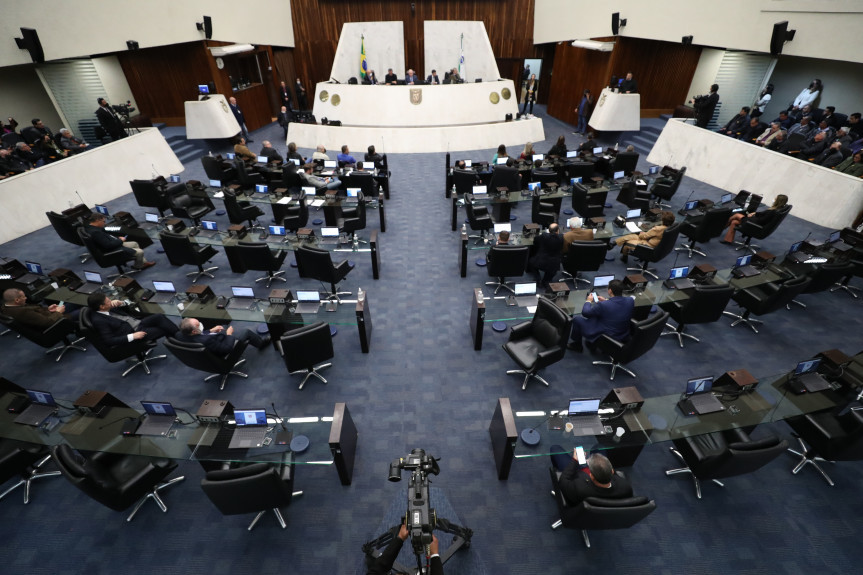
left=1, top=105, right=862, bottom=574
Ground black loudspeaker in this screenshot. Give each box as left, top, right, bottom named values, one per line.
left=682, top=36, right=693, bottom=46
left=611, top=12, right=626, bottom=35
left=770, top=21, right=795, bottom=55
left=197, top=15, right=213, bottom=39
left=126, top=40, right=139, bottom=50
left=15, top=28, right=44, bottom=63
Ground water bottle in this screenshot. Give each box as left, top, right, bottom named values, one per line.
left=614, top=142, right=619, bottom=151
left=451, top=184, right=456, bottom=196
left=461, top=223, right=467, bottom=235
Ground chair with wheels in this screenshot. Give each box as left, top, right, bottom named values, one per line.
left=278, top=193, right=309, bottom=236
left=79, top=308, right=166, bottom=377
left=564, top=161, right=595, bottom=183
left=159, top=231, right=219, bottom=282
left=77, top=226, right=137, bottom=278
left=340, top=191, right=367, bottom=242
left=666, top=428, right=787, bottom=498
left=200, top=455, right=302, bottom=530
left=280, top=321, right=333, bottom=389
left=660, top=284, right=735, bottom=347
left=787, top=262, right=855, bottom=309
left=785, top=407, right=863, bottom=486
left=626, top=222, right=681, bottom=280
left=46, top=210, right=90, bottom=263
left=560, top=241, right=608, bottom=287
left=532, top=194, right=559, bottom=227
left=0, top=439, right=61, bottom=504
left=129, top=178, right=183, bottom=218
left=676, top=206, right=733, bottom=258
left=592, top=311, right=669, bottom=380
left=51, top=443, right=184, bottom=522
left=485, top=244, right=530, bottom=294
left=570, top=183, right=604, bottom=219
left=0, top=313, right=86, bottom=362
left=295, top=245, right=353, bottom=301
left=464, top=194, right=494, bottom=243
left=233, top=159, right=265, bottom=191
left=164, top=337, right=249, bottom=391
left=724, top=276, right=811, bottom=333
left=169, top=188, right=215, bottom=228
left=649, top=166, right=686, bottom=208
left=502, top=297, right=571, bottom=390
left=549, top=467, right=655, bottom=548
left=201, top=155, right=237, bottom=185
left=531, top=168, right=559, bottom=188
left=236, top=242, right=288, bottom=288
left=734, top=204, right=792, bottom=254
left=452, top=169, right=479, bottom=197
left=604, top=151, right=639, bottom=178
left=488, top=165, right=521, bottom=192
left=223, top=188, right=266, bottom=230
left=615, top=181, right=650, bottom=211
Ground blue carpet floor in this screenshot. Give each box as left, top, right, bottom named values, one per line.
left=1, top=104, right=862, bottom=574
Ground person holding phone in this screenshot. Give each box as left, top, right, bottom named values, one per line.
left=567, top=279, right=633, bottom=353
left=548, top=451, right=632, bottom=506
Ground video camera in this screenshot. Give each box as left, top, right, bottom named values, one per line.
left=112, top=101, right=136, bottom=117
left=388, top=448, right=440, bottom=555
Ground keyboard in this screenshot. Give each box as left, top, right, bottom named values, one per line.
left=569, top=415, right=605, bottom=436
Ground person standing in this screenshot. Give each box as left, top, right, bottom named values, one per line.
left=295, top=78, right=308, bottom=110
left=522, top=74, right=538, bottom=117
left=277, top=106, right=292, bottom=139
left=753, top=84, right=773, bottom=115
left=691, top=84, right=719, bottom=129
left=229, top=96, right=252, bottom=142
left=95, top=98, right=126, bottom=141
left=575, top=89, right=593, bottom=134
left=278, top=81, right=292, bottom=110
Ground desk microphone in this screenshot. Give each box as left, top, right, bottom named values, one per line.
left=98, top=414, right=140, bottom=430
left=271, top=402, right=286, bottom=431
left=75, top=190, right=85, bottom=206
left=677, top=189, right=695, bottom=214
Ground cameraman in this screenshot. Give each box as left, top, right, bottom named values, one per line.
left=96, top=97, right=127, bottom=141
left=366, top=524, right=443, bottom=575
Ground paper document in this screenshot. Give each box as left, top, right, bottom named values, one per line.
left=625, top=222, right=641, bottom=233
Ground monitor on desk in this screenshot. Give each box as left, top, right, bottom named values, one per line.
left=231, top=286, right=255, bottom=298
left=567, top=397, right=601, bottom=415
left=83, top=270, right=103, bottom=284
left=566, top=150, right=578, bottom=159
left=268, top=225, right=286, bottom=236
left=94, top=204, right=109, bottom=216
left=24, top=261, right=43, bottom=275
left=198, top=84, right=209, bottom=95
left=296, top=290, right=320, bottom=302
left=324, top=160, right=337, bottom=169
left=152, top=280, right=176, bottom=294
left=362, top=161, right=375, bottom=170
left=169, top=174, right=181, bottom=183
left=233, top=408, right=267, bottom=426
left=494, top=223, right=511, bottom=234
left=613, top=171, right=625, bottom=180
left=625, top=208, right=641, bottom=220
left=201, top=220, right=218, bottom=231
left=255, top=184, right=268, bottom=194
left=25, top=389, right=56, bottom=407
left=209, top=179, right=221, bottom=188
left=256, top=156, right=269, bottom=164
left=828, top=230, right=842, bottom=243
left=321, top=227, right=340, bottom=238
left=472, top=185, right=487, bottom=195
left=532, top=154, right=544, bottom=163
left=290, top=158, right=301, bottom=166
left=794, top=359, right=821, bottom=375
left=144, top=212, right=159, bottom=223
left=302, top=186, right=315, bottom=196
left=347, top=188, right=361, bottom=198
left=141, top=401, right=176, bottom=416
left=226, top=153, right=235, bottom=160
left=685, top=376, right=713, bottom=395
left=528, top=181, right=540, bottom=192
left=684, top=200, right=699, bottom=211
left=592, top=147, right=603, bottom=155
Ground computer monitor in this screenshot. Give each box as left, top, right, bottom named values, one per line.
left=94, top=204, right=109, bottom=216
left=514, top=282, right=537, bottom=296
left=566, top=150, right=578, bottom=158
left=25, top=389, right=56, bottom=406
left=254, top=184, right=268, bottom=194
left=685, top=377, right=713, bottom=395
left=720, top=192, right=733, bottom=204
left=527, top=181, right=540, bottom=192
left=302, top=186, right=315, bottom=196
left=152, top=280, right=175, bottom=293
left=24, top=261, right=43, bottom=275
left=346, top=188, right=361, bottom=198
left=532, top=154, right=544, bottom=162
left=362, top=161, right=375, bottom=170
left=253, top=156, right=266, bottom=164
left=472, top=185, right=487, bottom=195
left=613, top=170, right=625, bottom=180
left=494, top=223, right=511, bottom=233
left=324, top=160, right=337, bottom=169
left=626, top=208, right=641, bottom=219
left=231, top=286, right=255, bottom=298
left=169, top=174, right=181, bottom=183
left=226, top=152, right=236, bottom=160
left=592, top=147, right=603, bottom=155
left=201, top=220, right=218, bottom=231
left=794, top=358, right=821, bottom=375
left=496, top=157, right=508, bottom=165
left=735, top=255, right=752, bottom=267
left=141, top=401, right=176, bottom=416
left=567, top=398, right=601, bottom=415
left=144, top=212, right=159, bottom=223
left=268, top=225, right=286, bottom=236
left=209, top=179, right=221, bottom=188
left=198, top=84, right=209, bottom=95
left=684, top=200, right=699, bottom=211
left=593, top=275, right=614, bottom=288
left=570, top=177, right=582, bottom=185
left=321, top=227, right=340, bottom=237
left=668, top=266, right=689, bottom=280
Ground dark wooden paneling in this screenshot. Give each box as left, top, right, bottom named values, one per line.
left=290, top=0, right=541, bottom=90
left=546, top=37, right=701, bottom=125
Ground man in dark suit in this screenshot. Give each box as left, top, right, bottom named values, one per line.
left=2, top=288, right=80, bottom=328
left=277, top=106, right=292, bottom=138
left=567, top=279, right=634, bottom=352
left=528, top=223, right=564, bottom=288
left=404, top=69, right=420, bottom=85
left=364, top=145, right=384, bottom=170
left=95, top=98, right=126, bottom=141
left=175, top=318, right=270, bottom=353
left=384, top=68, right=398, bottom=85
left=21, top=118, right=51, bottom=144
left=618, top=72, right=638, bottom=94
left=549, top=451, right=633, bottom=507
left=295, top=78, right=308, bottom=110
left=426, top=69, right=441, bottom=85
left=278, top=81, right=292, bottom=109
left=366, top=524, right=443, bottom=575
left=86, top=292, right=178, bottom=346
left=228, top=96, right=252, bottom=142
left=691, top=84, right=720, bottom=129
left=259, top=141, right=283, bottom=164
left=87, top=213, right=155, bottom=270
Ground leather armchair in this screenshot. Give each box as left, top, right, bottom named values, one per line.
left=233, top=158, right=265, bottom=190
left=627, top=222, right=682, bottom=279
left=725, top=276, right=812, bottom=333
left=676, top=206, right=733, bottom=258
left=280, top=321, right=333, bottom=389
left=604, top=151, right=639, bottom=178
left=51, top=443, right=184, bottom=522
left=592, top=311, right=669, bottom=379
left=503, top=297, right=571, bottom=389
left=561, top=240, right=608, bottom=287
left=464, top=193, right=493, bottom=243
left=570, top=182, right=604, bottom=219
left=489, top=165, right=521, bottom=192
left=615, top=181, right=650, bottom=211
left=564, top=161, right=595, bottom=182
left=223, top=188, right=266, bottom=229
left=735, top=204, right=792, bottom=254
left=79, top=308, right=166, bottom=377
left=295, top=245, right=353, bottom=300
left=201, top=155, right=237, bottom=185
left=531, top=193, right=559, bottom=227
left=159, top=231, right=219, bottom=282
left=531, top=168, right=559, bottom=188
left=485, top=244, right=530, bottom=294
left=0, top=439, right=61, bottom=504
left=129, top=178, right=184, bottom=218
left=164, top=337, right=249, bottom=391
left=77, top=226, right=137, bottom=278
left=278, top=192, right=309, bottom=234
left=786, top=407, right=863, bottom=486
left=452, top=168, right=479, bottom=196
left=788, top=262, right=855, bottom=309
left=649, top=166, right=686, bottom=208
left=46, top=210, right=89, bottom=263
left=169, top=188, right=215, bottom=227
left=661, top=284, right=735, bottom=347
left=340, top=191, right=367, bottom=239
left=0, top=312, right=86, bottom=362
left=666, top=428, right=787, bottom=498
left=236, top=241, right=288, bottom=287
left=549, top=467, right=655, bottom=548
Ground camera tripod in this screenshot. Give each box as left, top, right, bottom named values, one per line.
left=362, top=517, right=472, bottom=575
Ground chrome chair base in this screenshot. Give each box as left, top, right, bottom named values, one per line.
left=723, top=310, right=762, bottom=333
left=506, top=369, right=550, bottom=390
left=660, top=324, right=699, bottom=348
left=204, top=359, right=248, bottom=390
left=291, top=362, right=331, bottom=390
left=788, top=437, right=835, bottom=486
left=0, top=454, right=61, bottom=504
left=247, top=491, right=303, bottom=531
left=626, top=265, right=659, bottom=280
left=187, top=265, right=219, bottom=283
left=126, top=475, right=186, bottom=522
left=829, top=282, right=860, bottom=299
left=47, top=336, right=87, bottom=362
left=485, top=279, right=515, bottom=295
left=560, top=271, right=591, bottom=287
left=674, top=242, right=707, bottom=258
left=592, top=357, right=636, bottom=380
left=666, top=447, right=723, bottom=499
left=122, top=349, right=167, bottom=377
left=255, top=270, right=287, bottom=288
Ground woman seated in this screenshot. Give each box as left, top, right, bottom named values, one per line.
left=492, top=144, right=508, bottom=165
left=518, top=142, right=535, bottom=161
left=547, top=135, right=567, bottom=158
left=614, top=211, right=675, bottom=263
left=722, top=194, right=788, bottom=244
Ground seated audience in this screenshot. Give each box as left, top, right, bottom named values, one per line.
left=834, top=151, right=863, bottom=177
left=847, top=113, right=862, bottom=140
left=21, top=118, right=51, bottom=144
left=549, top=451, right=633, bottom=506
left=300, top=163, right=341, bottom=191
left=755, top=122, right=782, bottom=147
left=233, top=136, right=256, bottom=162
left=312, top=145, right=329, bottom=161
left=492, top=144, right=509, bottom=165
left=547, top=135, right=567, bottom=158
left=34, top=133, right=67, bottom=163
left=739, top=117, right=767, bottom=143
left=815, top=141, right=845, bottom=168
left=364, top=145, right=384, bottom=170
left=797, top=131, right=828, bottom=160
left=566, top=279, right=634, bottom=353
left=86, top=292, right=178, bottom=346
left=519, top=142, right=535, bottom=161
left=722, top=194, right=788, bottom=244
left=2, top=288, right=80, bottom=328
left=562, top=217, right=595, bottom=253
left=719, top=107, right=750, bottom=137
left=787, top=115, right=814, bottom=139
left=175, top=318, right=270, bottom=352
left=87, top=212, right=156, bottom=270
left=286, top=142, right=305, bottom=163
left=337, top=145, right=357, bottom=165
left=773, top=110, right=793, bottom=130
left=259, top=141, right=283, bottom=164
left=766, top=130, right=787, bottom=152
left=59, top=128, right=88, bottom=154
left=527, top=222, right=563, bottom=288
left=0, top=148, right=31, bottom=175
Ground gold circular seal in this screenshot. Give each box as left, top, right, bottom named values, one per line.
left=489, top=92, right=500, bottom=104
left=501, top=87, right=511, bottom=100
left=331, top=94, right=341, bottom=106
left=319, top=91, right=329, bottom=102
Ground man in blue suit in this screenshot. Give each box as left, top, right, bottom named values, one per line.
left=175, top=318, right=270, bottom=354
left=568, top=279, right=633, bottom=352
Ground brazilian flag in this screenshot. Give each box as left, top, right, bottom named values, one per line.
left=360, top=36, right=368, bottom=81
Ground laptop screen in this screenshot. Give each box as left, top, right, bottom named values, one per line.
left=685, top=377, right=713, bottom=395
left=347, top=188, right=361, bottom=198
left=256, top=156, right=268, bottom=164
left=25, top=389, right=56, bottom=406
left=594, top=275, right=614, bottom=288
left=145, top=212, right=160, bottom=223
left=83, top=270, right=102, bottom=284
left=24, top=261, right=43, bottom=275
left=226, top=152, right=236, bottom=160
left=789, top=241, right=802, bottom=253
left=568, top=398, right=601, bottom=415
left=496, top=157, right=508, bottom=165
left=169, top=175, right=181, bottom=183
left=362, top=161, right=375, bottom=169
left=255, top=184, right=268, bottom=194
left=201, top=220, right=218, bottom=231
left=613, top=170, right=625, bottom=180
left=198, top=84, right=209, bottom=94
left=463, top=159, right=472, bottom=167
left=472, top=185, right=487, bottom=195
left=828, top=230, right=841, bottom=243
left=592, top=147, right=603, bottom=155
left=514, top=282, right=536, bottom=296
left=234, top=408, right=267, bottom=427
left=209, top=179, right=221, bottom=188
left=532, top=154, right=544, bottom=162
left=528, top=182, right=540, bottom=192
left=720, top=193, right=733, bottom=204
left=626, top=208, right=641, bottom=219
left=735, top=255, right=752, bottom=267
left=141, top=401, right=176, bottom=416
left=152, top=280, right=175, bottom=293
left=302, top=186, right=315, bottom=196
left=268, top=225, right=286, bottom=236
left=494, top=223, right=511, bottom=233
left=296, top=290, right=319, bottom=302
left=795, top=359, right=821, bottom=375
left=324, top=160, right=337, bottom=168
left=321, top=227, right=339, bottom=237
left=668, top=266, right=689, bottom=280
left=684, top=200, right=699, bottom=211
left=94, top=204, right=109, bottom=216
left=566, top=150, right=578, bottom=158
left=289, top=158, right=300, bottom=166
left=231, top=286, right=255, bottom=298
left=570, top=177, right=582, bottom=185
left=648, top=166, right=659, bottom=175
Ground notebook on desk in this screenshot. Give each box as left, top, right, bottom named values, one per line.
left=679, top=200, right=702, bottom=217
left=74, top=270, right=105, bottom=294
left=228, top=408, right=270, bottom=449
left=731, top=254, right=760, bottom=278
left=319, top=227, right=341, bottom=244
left=15, top=389, right=58, bottom=426
left=294, top=290, right=321, bottom=314
left=227, top=286, right=257, bottom=311
left=664, top=266, right=695, bottom=290
left=136, top=401, right=177, bottom=436
left=198, top=220, right=220, bottom=238
left=787, top=359, right=830, bottom=394
left=509, top=282, right=538, bottom=307
left=678, top=376, right=724, bottom=415
left=567, top=398, right=606, bottom=436
left=148, top=280, right=176, bottom=304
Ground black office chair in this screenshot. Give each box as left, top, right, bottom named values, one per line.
left=159, top=231, right=219, bottom=282
left=295, top=245, right=353, bottom=301
left=464, top=194, right=493, bottom=243
left=485, top=244, right=530, bottom=294
left=201, top=155, right=237, bottom=185
left=223, top=188, right=266, bottom=230
left=46, top=210, right=90, bottom=263
left=280, top=321, right=333, bottom=389
left=164, top=337, right=249, bottom=391
left=666, top=428, right=787, bottom=498
left=560, top=240, right=608, bottom=287
left=79, top=308, right=166, bottom=376
left=502, top=297, right=571, bottom=390
left=0, top=312, right=86, bottom=362
left=51, top=443, right=184, bottom=522
left=233, top=159, right=265, bottom=190
left=785, top=408, right=863, bottom=486
left=236, top=241, right=288, bottom=287
left=279, top=193, right=309, bottom=235
left=592, top=311, right=669, bottom=380
left=605, top=151, right=639, bottom=178
left=532, top=194, right=558, bottom=227
left=77, top=226, right=138, bottom=278
left=281, top=162, right=304, bottom=191
left=452, top=168, right=479, bottom=196
left=129, top=179, right=182, bottom=218
left=734, top=204, right=792, bottom=254
left=570, top=183, right=604, bottom=219
left=488, top=165, right=521, bottom=192
left=0, top=439, right=61, bottom=504
left=649, top=166, right=686, bottom=208
left=549, top=467, right=656, bottom=548
left=169, top=188, right=215, bottom=228
left=200, top=456, right=302, bottom=530
left=615, top=181, right=650, bottom=211
left=564, top=161, right=595, bottom=182
left=660, top=284, right=734, bottom=347
left=676, top=206, right=733, bottom=258
left=626, top=222, right=682, bottom=280
left=340, top=191, right=367, bottom=241
left=531, top=168, right=559, bottom=188
left=830, top=255, right=863, bottom=299
left=786, top=262, right=855, bottom=310
left=724, top=276, right=812, bottom=333
left=341, top=172, right=379, bottom=198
